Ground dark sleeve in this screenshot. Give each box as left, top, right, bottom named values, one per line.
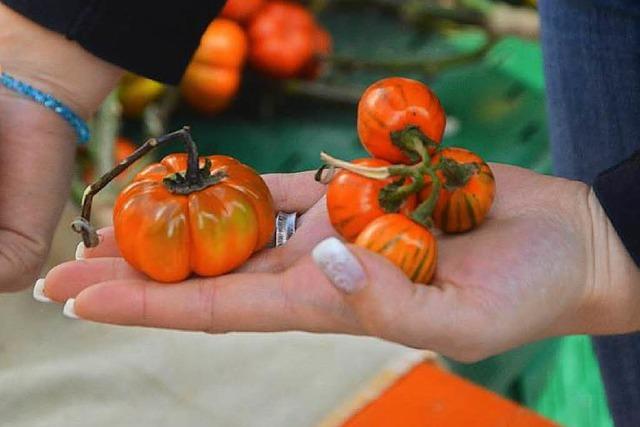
left=593, top=150, right=640, bottom=267
left=1, top=0, right=225, bottom=84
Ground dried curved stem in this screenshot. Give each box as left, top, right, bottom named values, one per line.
left=319, top=152, right=393, bottom=180
left=315, top=164, right=337, bottom=184
left=71, top=127, right=195, bottom=248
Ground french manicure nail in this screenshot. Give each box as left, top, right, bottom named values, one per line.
left=75, top=242, right=85, bottom=260
left=63, top=298, right=79, bottom=319
left=33, top=278, right=52, bottom=303
left=311, top=237, right=366, bottom=294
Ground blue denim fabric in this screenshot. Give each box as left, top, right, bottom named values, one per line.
left=539, top=1, right=640, bottom=425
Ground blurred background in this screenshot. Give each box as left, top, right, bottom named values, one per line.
left=0, top=1, right=614, bottom=426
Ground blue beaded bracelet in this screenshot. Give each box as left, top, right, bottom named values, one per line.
left=0, top=69, right=90, bottom=144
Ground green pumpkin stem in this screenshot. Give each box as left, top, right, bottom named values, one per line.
left=438, top=157, right=479, bottom=190
left=378, top=169, right=425, bottom=213
left=390, top=125, right=438, bottom=163
left=318, top=147, right=443, bottom=228
left=410, top=166, right=442, bottom=228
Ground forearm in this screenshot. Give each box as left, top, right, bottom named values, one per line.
left=0, top=2, right=122, bottom=116
left=0, top=3, right=123, bottom=292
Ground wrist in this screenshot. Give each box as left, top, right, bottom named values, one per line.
left=579, top=188, right=640, bottom=335
left=0, top=3, right=123, bottom=118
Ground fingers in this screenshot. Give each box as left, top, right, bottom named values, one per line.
left=76, top=227, right=121, bottom=259
left=262, top=171, right=326, bottom=213
left=39, top=236, right=487, bottom=361
left=40, top=222, right=491, bottom=362
left=310, top=238, right=488, bottom=361
left=61, top=257, right=356, bottom=334
left=40, top=235, right=478, bottom=359
left=42, top=257, right=145, bottom=302
left=310, top=238, right=421, bottom=335
left=70, top=277, right=288, bottom=332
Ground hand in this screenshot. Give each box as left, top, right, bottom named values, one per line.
left=40, top=165, right=640, bottom=362
left=0, top=4, right=122, bottom=291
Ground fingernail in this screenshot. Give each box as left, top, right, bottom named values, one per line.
left=75, top=242, right=85, bottom=260
left=312, top=237, right=366, bottom=294
left=33, top=278, right=52, bottom=303
left=63, top=298, right=79, bottom=319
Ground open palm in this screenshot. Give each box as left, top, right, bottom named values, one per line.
left=41, top=163, right=633, bottom=361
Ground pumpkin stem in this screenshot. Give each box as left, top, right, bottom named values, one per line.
left=71, top=126, right=197, bottom=248
left=391, top=125, right=438, bottom=163
left=411, top=166, right=442, bottom=228
left=318, top=150, right=440, bottom=217
left=319, top=152, right=395, bottom=180
left=437, top=157, right=479, bottom=190
left=183, top=127, right=202, bottom=185
left=378, top=169, right=425, bottom=213
left=162, top=129, right=227, bottom=195
left=314, top=164, right=337, bottom=184
left=378, top=143, right=433, bottom=214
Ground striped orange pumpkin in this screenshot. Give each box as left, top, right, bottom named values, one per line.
left=357, top=77, right=446, bottom=164
left=355, top=214, right=437, bottom=284
left=421, top=147, right=495, bottom=233
left=327, top=158, right=417, bottom=242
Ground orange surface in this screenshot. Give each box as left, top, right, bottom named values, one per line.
left=343, top=362, right=558, bottom=427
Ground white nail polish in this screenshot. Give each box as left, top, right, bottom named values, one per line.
left=75, top=242, right=85, bottom=260
left=312, top=237, right=366, bottom=294
left=33, top=279, right=52, bottom=303
left=63, top=298, right=79, bottom=319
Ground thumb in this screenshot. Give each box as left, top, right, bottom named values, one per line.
left=310, top=237, right=454, bottom=351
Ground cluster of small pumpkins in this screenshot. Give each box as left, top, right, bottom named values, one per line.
left=119, top=0, right=331, bottom=117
